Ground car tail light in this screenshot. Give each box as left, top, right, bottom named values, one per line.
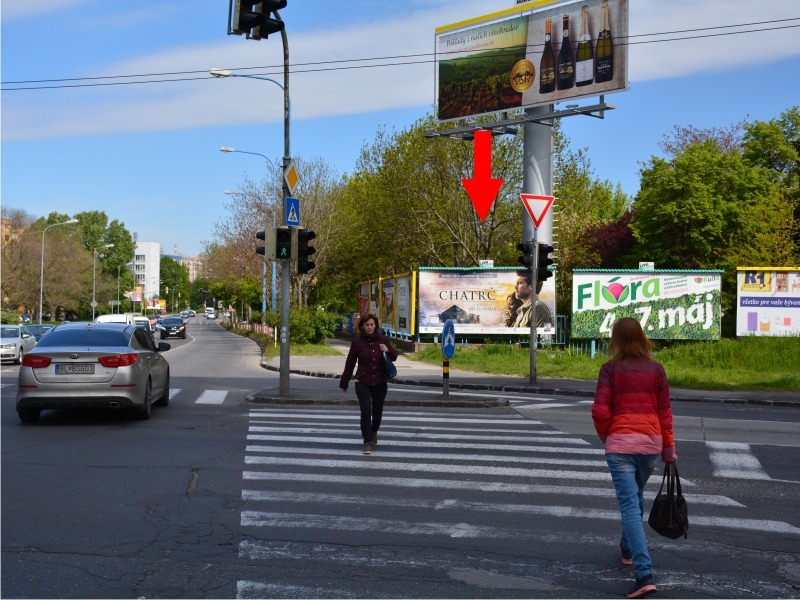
left=21, top=355, right=51, bottom=368
left=98, top=354, right=138, bottom=367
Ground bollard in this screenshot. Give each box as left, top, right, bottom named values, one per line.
left=443, top=358, right=449, bottom=398
left=591, top=339, right=596, bottom=359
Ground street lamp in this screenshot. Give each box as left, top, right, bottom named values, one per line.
left=92, top=244, right=115, bottom=320
left=221, top=150, right=279, bottom=320
left=39, top=218, right=79, bottom=324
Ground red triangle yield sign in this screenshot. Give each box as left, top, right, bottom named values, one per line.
left=520, top=194, right=555, bottom=228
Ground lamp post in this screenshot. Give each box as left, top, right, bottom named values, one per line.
left=40, top=218, right=78, bottom=324
left=222, top=150, right=279, bottom=319
left=212, top=58, right=291, bottom=393
left=92, top=244, right=115, bottom=320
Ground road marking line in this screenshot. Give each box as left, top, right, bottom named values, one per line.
left=0, top=383, right=13, bottom=388
left=248, top=412, right=542, bottom=425
left=239, top=470, right=710, bottom=501
left=237, top=581, right=355, bottom=600
left=707, top=441, right=771, bottom=480
left=247, top=426, right=588, bottom=444
left=386, top=387, right=562, bottom=402
left=169, top=388, right=182, bottom=400
left=246, top=444, right=609, bottom=467
left=246, top=435, right=602, bottom=454
left=245, top=418, right=568, bottom=435
left=516, top=403, right=578, bottom=410
left=195, top=390, right=229, bottom=404
left=244, top=455, right=616, bottom=481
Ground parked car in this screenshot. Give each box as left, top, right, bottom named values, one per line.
left=15, top=322, right=171, bottom=422
left=1, top=325, right=38, bottom=364
left=25, top=324, right=55, bottom=342
left=160, top=317, right=186, bottom=339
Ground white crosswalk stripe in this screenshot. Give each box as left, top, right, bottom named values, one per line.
left=707, top=441, right=771, bottom=480
left=169, top=388, right=182, bottom=400
left=195, top=390, right=228, bottom=404
left=235, top=407, right=799, bottom=598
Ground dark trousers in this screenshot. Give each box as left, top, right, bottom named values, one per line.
left=355, top=382, right=387, bottom=443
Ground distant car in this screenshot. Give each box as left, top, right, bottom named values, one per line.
left=132, top=317, right=156, bottom=343
left=25, top=324, right=55, bottom=342
left=180, top=311, right=190, bottom=319
left=206, top=312, right=217, bottom=320
left=187, top=310, right=196, bottom=317
left=96, top=313, right=136, bottom=326
left=160, top=317, right=186, bottom=339
left=147, top=315, right=158, bottom=327
left=15, top=322, right=171, bottom=422
left=1, top=325, right=38, bottom=364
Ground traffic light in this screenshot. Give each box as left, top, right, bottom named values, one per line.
left=295, top=229, right=316, bottom=274
left=537, top=243, right=554, bottom=282
left=276, top=226, right=292, bottom=260
left=255, top=230, right=267, bottom=256
left=517, top=241, right=534, bottom=269
left=232, top=0, right=286, bottom=40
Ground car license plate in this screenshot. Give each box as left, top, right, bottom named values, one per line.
left=55, top=363, right=95, bottom=374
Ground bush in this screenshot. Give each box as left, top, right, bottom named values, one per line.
left=263, top=306, right=344, bottom=344
left=1, top=310, right=19, bottom=324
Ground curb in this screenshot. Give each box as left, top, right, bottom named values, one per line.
left=259, top=361, right=800, bottom=408
left=245, top=393, right=508, bottom=408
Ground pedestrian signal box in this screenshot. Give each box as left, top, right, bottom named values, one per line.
left=256, top=226, right=292, bottom=260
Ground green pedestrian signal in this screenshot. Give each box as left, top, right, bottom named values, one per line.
left=276, top=227, right=292, bottom=260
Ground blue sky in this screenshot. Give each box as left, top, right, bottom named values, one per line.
left=2, top=0, right=799, bottom=256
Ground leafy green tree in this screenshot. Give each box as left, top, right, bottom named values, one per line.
left=160, top=257, right=190, bottom=312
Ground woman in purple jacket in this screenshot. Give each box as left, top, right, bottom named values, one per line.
left=340, top=313, right=398, bottom=454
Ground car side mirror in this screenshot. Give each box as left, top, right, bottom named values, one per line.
left=22, top=333, right=30, bottom=339
left=158, top=342, right=171, bottom=352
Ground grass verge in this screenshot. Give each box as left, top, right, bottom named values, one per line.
left=407, top=336, right=800, bottom=392
left=222, top=324, right=342, bottom=359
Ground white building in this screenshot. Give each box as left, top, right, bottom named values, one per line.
left=132, top=241, right=161, bottom=303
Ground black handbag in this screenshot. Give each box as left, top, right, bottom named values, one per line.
left=648, top=462, right=689, bottom=539
left=379, top=332, right=397, bottom=379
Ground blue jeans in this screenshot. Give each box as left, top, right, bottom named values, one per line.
left=606, top=453, right=660, bottom=579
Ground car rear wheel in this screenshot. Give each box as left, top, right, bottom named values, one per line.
left=135, top=379, right=152, bottom=420
left=14, top=349, right=23, bottom=365
left=18, top=408, right=40, bottom=423
left=155, top=371, right=169, bottom=407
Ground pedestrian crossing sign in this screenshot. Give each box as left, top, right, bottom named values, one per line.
left=286, top=197, right=300, bottom=227
left=284, top=159, right=300, bottom=196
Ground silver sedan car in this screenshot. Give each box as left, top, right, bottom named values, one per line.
left=15, top=322, right=171, bottom=423
left=1, top=325, right=38, bottom=364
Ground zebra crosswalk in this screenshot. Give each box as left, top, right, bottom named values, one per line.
left=234, top=407, right=800, bottom=598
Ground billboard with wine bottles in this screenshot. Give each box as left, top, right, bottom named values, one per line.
left=435, top=0, right=628, bottom=121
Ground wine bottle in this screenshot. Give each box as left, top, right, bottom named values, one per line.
left=575, top=5, right=593, bottom=87
left=539, top=18, right=556, bottom=93
left=595, top=0, right=613, bottom=83
left=557, top=14, right=574, bottom=90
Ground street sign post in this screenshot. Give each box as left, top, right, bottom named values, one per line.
left=286, top=197, right=300, bottom=227
left=284, top=160, right=300, bottom=196
left=441, top=320, right=456, bottom=398
left=519, top=194, right=555, bottom=384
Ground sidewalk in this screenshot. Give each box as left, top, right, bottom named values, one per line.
left=258, top=338, right=800, bottom=407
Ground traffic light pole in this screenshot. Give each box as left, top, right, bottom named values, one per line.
left=530, top=226, right=538, bottom=385
left=275, top=11, right=291, bottom=394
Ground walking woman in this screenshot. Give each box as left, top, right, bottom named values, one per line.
left=592, top=317, right=677, bottom=599
left=340, top=313, right=398, bottom=455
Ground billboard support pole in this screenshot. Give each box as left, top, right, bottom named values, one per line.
left=523, top=105, right=554, bottom=384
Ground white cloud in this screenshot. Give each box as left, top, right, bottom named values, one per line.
left=2, top=0, right=799, bottom=140
left=1, top=0, right=95, bottom=20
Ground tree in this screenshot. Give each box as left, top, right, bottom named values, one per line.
left=160, top=257, right=190, bottom=313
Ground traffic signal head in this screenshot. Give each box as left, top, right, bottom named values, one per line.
left=295, top=229, right=317, bottom=275
left=232, top=0, right=286, bottom=40
left=517, top=241, right=534, bottom=268
left=537, top=243, right=555, bottom=282
left=255, top=230, right=266, bottom=256
left=276, top=227, right=292, bottom=260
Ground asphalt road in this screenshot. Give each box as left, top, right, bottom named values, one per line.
left=2, top=320, right=799, bottom=598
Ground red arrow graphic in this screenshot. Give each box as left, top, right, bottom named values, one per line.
left=461, top=130, right=504, bottom=222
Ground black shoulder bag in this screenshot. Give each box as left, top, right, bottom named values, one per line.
left=648, top=462, right=689, bottom=539
left=379, top=331, right=397, bottom=380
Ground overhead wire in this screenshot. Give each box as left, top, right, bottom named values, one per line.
left=2, top=19, right=799, bottom=91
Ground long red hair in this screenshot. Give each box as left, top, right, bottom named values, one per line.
left=608, top=317, right=653, bottom=363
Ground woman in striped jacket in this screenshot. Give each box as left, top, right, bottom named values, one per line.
left=592, top=317, right=677, bottom=599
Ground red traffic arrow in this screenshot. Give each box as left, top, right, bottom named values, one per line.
left=520, top=194, right=555, bottom=228
left=461, top=130, right=504, bottom=222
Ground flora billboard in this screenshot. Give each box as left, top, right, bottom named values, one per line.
left=571, top=270, right=723, bottom=340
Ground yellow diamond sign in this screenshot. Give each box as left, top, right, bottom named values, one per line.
left=284, top=160, right=300, bottom=196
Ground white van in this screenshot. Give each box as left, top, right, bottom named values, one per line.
left=95, top=313, right=136, bottom=326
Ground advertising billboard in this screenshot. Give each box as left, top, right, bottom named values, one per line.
left=418, top=268, right=556, bottom=335
left=736, top=267, right=800, bottom=336
left=370, top=281, right=379, bottom=315
left=395, top=273, right=416, bottom=335
left=435, top=0, right=628, bottom=121
left=571, top=270, right=722, bottom=340
left=359, top=283, right=369, bottom=317
left=380, top=278, right=395, bottom=330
